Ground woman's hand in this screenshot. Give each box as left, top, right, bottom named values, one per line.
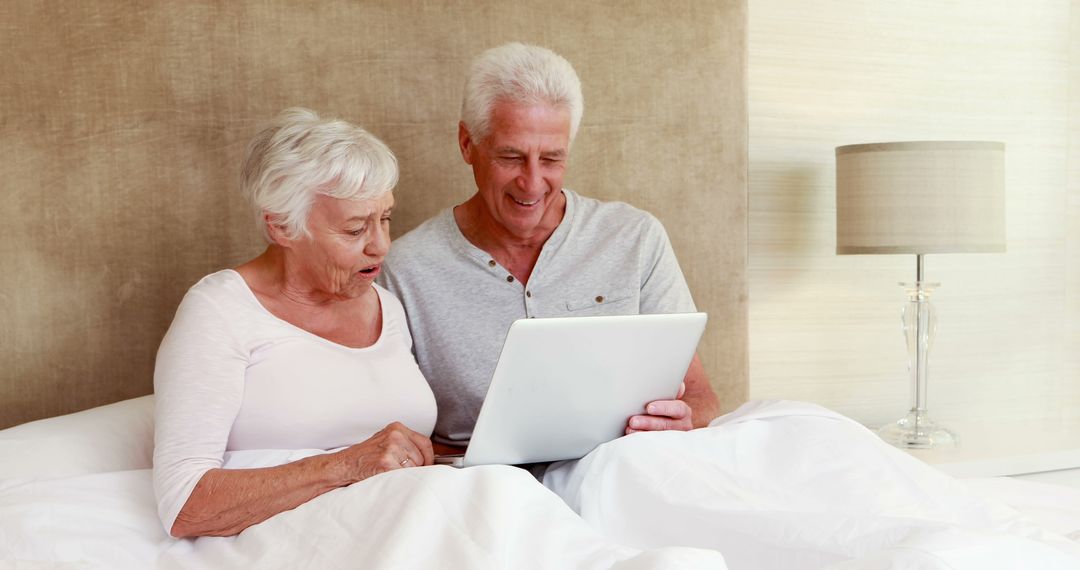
left=336, top=422, right=435, bottom=482
left=170, top=422, right=434, bottom=538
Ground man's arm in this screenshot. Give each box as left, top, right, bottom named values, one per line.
left=627, top=214, right=719, bottom=431
left=680, top=353, right=720, bottom=428
left=626, top=352, right=720, bottom=433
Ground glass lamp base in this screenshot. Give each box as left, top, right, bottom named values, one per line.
left=877, top=410, right=958, bottom=449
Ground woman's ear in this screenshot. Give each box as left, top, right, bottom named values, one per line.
left=263, top=212, right=291, bottom=246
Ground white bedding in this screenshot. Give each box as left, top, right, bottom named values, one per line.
left=546, top=400, right=1080, bottom=568
left=2, top=397, right=1079, bottom=569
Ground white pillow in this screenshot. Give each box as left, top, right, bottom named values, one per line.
left=0, top=395, right=154, bottom=479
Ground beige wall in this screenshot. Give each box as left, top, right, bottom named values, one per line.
left=1070, top=0, right=1080, bottom=424
left=0, top=1, right=748, bottom=428
left=749, top=0, right=1079, bottom=426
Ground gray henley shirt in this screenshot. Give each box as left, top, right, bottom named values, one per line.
left=379, top=189, right=696, bottom=445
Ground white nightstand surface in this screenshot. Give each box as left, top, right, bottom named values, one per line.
left=900, top=417, right=1080, bottom=478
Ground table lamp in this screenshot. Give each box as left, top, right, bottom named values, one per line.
left=835, top=141, right=1005, bottom=449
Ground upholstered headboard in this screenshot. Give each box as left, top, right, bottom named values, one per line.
left=0, top=1, right=747, bottom=428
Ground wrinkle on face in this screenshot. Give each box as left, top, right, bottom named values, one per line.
left=283, top=192, right=394, bottom=304
left=465, top=101, right=571, bottom=244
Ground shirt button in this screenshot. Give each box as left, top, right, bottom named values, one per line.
left=595, top=295, right=604, bottom=303
left=506, top=275, right=514, bottom=282
left=526, top=291, right=531, bottom=298
left=488, top=260, right=496, bottom=267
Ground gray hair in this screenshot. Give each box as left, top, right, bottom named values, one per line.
left=240, top=107, right=399, bottom=243
left=460, top=42, right=584, bottom=144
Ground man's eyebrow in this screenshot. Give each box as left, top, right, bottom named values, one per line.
left=493, top=146, right=567, bottom=158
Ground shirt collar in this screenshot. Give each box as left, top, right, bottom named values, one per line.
left=443, top=188, right=577, bottom=269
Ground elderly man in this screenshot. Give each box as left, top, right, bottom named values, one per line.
left=379, top=42, right=719, bottom=452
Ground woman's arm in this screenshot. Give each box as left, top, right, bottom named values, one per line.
left=153, top=284, right=432, bottom=537
left=171, top=421, right=434, bottom=538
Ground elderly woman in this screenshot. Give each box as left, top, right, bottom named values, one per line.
left=152, top=108, right=436, bottom=538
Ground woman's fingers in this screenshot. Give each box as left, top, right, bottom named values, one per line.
left=339, top=422, right=439, bottom=483
left=382, top=422, right=433, bottom=467
left=408, top=431, right=435, bottom=466
left=381, top=423, right=419, bottom=468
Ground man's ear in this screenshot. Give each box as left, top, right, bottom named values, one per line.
left=264, top=212, right=292, bottom=246
left=458, top=121, right=475, bottom=165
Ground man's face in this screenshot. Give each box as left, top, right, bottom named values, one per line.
left=460, top=100, right=571, bottom=240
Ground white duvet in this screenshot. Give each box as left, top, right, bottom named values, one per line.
left=2, top=398, right=1078, bottom=569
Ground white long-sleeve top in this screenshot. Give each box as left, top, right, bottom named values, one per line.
left=152, top=270, right=436, bottom=531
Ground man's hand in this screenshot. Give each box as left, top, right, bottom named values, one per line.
left=626, top=383, right=693, bottom=434
left=624, top=353, right=720, bottom=434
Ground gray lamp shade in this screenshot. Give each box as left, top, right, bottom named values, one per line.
left=835, top=141, right=1006, bottom=255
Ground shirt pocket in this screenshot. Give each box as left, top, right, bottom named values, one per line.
left=564, top=287, right=635, bottom=312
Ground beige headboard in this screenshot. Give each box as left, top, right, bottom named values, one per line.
left=0, top=1, right=747, bottom=429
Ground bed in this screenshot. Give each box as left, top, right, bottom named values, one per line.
left=3, top=397, right=1078, bottom=569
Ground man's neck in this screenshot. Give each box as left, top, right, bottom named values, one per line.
left=453, top=192, right=566, bottom=284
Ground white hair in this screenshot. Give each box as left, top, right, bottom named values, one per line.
left=240, top=107, right=399, bottom=243
left=460, top=42, right=584, bottom=144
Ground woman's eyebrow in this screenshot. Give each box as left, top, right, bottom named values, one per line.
left=344, top=204, right=394, bottom=224
left=342, top=212, right=376, bottom=223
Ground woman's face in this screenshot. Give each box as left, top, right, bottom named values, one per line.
left=284, top=192, right=394, bottom=301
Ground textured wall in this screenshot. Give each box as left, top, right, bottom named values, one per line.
left=1070, top=0, right=1080, bottom=411
left=749, top=0, right=1078, bottom=426
left=0, top=1, right=748, bottom=428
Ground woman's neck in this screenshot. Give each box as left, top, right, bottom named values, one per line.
left=237, top=246, right=343, bottom=308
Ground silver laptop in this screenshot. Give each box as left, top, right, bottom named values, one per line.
left=436, top=312, right=707, bottom=467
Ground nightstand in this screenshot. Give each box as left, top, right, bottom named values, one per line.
left=898, top=417, right=1080, bottom=479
